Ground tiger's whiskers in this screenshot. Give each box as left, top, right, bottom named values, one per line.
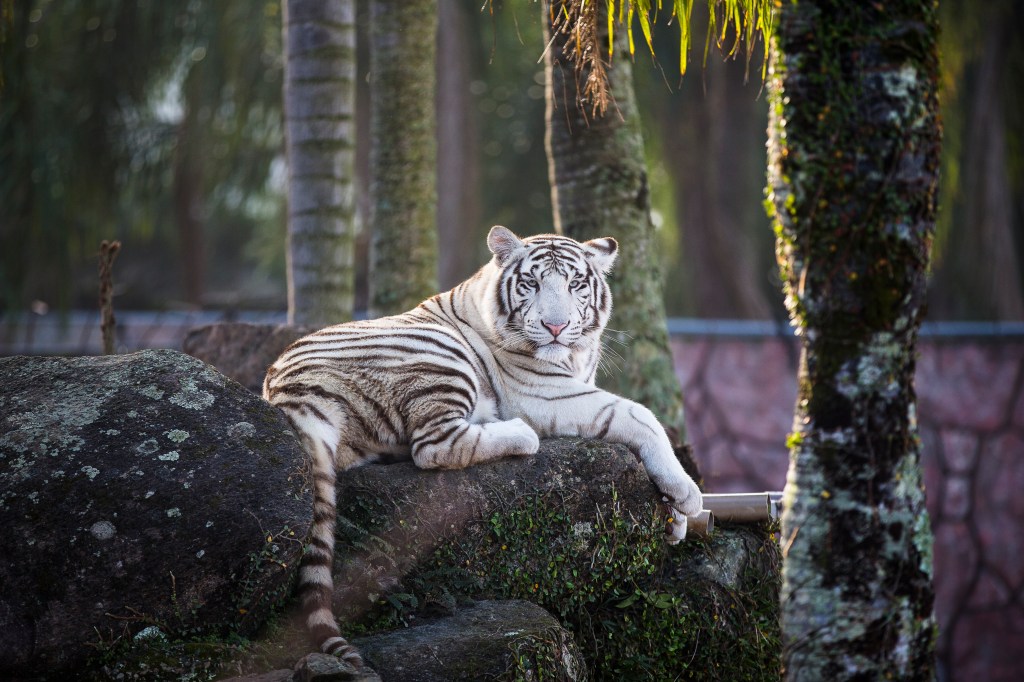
left=597, top=339, right=626, bottom=377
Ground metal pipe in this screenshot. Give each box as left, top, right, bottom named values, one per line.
left=702, top=493, right=772, bottom=523
left=685, top=510, right=715, bottom=539
left=684, top=492, right=784, bottom=539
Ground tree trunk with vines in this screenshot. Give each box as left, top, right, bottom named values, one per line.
left=766, top=2, right=940, bottom=679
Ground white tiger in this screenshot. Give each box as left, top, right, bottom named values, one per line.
left=263, top=226, right=703, bottom=666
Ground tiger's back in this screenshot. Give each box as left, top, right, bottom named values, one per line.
left=265, top=317, right=505, bottom=468
left=263, top=226, right=702, bottom=666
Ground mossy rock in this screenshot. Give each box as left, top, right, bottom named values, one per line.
left=331, top=438, right=781, bottom=681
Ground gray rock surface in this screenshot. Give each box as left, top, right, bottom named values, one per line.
left=221, top=600, right=579, bottom=682
left=217, top=437, right=777, bottom=680
left=223, top=671, right=295, bottom=682
left=183, top=323, right=310, bottom=394
left=353, top=600, right=583, bottom=681
left=0, top=350, right=311, bottom=679
left=323, top=438, right=778, bottom=679
left=292, top=653, right=381, bottom=682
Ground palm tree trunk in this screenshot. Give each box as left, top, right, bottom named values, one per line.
left=766, top=2, right=940, bottom=679
left=543, top=0, right=686, bottom=441
left=282, top=0, right=357, bottom=327
left=368, top=0, right=438, bottom=317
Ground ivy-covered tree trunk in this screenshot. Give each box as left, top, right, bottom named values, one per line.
left=543, top=0, right=686, bottom=440
left=282, top=0, right=357, bottom=327
left=368, top=0, right=438, bottom=317
left=765, top=2, right=940, bottom=679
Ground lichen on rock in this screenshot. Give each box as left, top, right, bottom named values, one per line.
left=0, top=350, right=312, bottom=680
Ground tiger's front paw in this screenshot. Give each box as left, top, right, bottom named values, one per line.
left=661, top=474, right=702, bottom=518
left=495, top=418, right=540, bottom=455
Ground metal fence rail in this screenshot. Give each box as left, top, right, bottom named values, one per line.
left=2, top=310, right=1024, bottom=356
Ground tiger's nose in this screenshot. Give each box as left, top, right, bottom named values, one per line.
left=543, top=321, right=568, bottom=338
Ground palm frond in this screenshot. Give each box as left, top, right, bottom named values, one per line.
left=546, top=0, right=775, bottom=116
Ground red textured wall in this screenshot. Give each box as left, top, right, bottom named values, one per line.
left=672, top=336, right=1024, bottom=682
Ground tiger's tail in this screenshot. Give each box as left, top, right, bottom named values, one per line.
left=281, top=402, right=364, bottom=667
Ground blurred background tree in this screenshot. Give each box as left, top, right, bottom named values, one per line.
left=367, top=0, right=438, bottom=317
left=282, top=0, right=358, bottom=327
left=930, top=0, right=1024, bottom=319
left=281, top=0, right=357, bottom=327
left=0, top=0, right=1021, bottom=322
left=543, top=0, right=701, bottom=442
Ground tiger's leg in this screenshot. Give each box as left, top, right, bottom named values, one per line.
left=521, top=388, right=701, bottom=541
left=410, top=415, right=540, bottom=470
left=283, top=408, right=365, bottom=667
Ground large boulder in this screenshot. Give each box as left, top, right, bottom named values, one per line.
left=216, top=438, right=778, bottom=681
left=182, top=323, right=310, bottom=394
left=0, top=350, right=311, bottom=679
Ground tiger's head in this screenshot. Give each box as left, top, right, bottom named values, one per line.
left=485, top=225, right=617, bottom=363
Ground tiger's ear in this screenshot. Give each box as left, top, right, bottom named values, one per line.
left=582, top=237, right=618, bottom=274
left=487, top=225, right=525, bottom=266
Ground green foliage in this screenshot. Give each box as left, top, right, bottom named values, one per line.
left=88, top=629, right=249, bottom=682
left=546, top=0, right=774, bottom=115
left=506, top=623, right=581, bottom=682
left=617, top=0, right=775, bottom=78
left=83, top=570, right=251, bottom=682
left=470, top=489, right=664, bottom=651
left=229, top=524, right=303, bottom=633
left=0, top=0, right=284, bottom=311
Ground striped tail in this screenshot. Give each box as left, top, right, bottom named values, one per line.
left=282, top=406, right=365, bottom=668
